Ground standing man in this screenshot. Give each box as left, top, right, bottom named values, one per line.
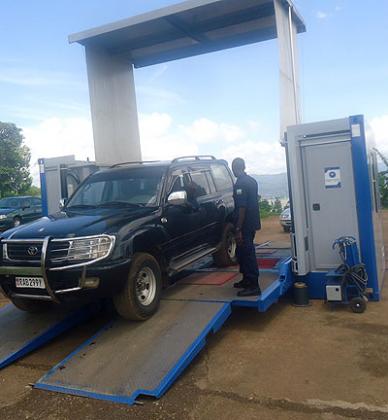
left=231, top=158, right=261, bottom=297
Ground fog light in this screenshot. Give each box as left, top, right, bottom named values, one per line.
left=80, top=277, right=100, bottom=289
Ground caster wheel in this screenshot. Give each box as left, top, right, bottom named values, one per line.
left=350, top=297, right=367, bottom=314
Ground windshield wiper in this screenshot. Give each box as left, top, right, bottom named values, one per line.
left=97, top=201, right=145, bottom=208
left=66, top=204, right=97, bottom=210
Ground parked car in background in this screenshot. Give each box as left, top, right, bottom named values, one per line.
left=0, top=196, right=42, bottom=231
left=280, top=207, right=291, bottom=232
left=0, top=157, right=236, bottom=321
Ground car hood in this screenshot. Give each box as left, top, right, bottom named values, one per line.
left=0, top=208, right=16, bottom=216
left=2, top=207, right=156, bottom=239
left=281, top=208, right=291, bottom=218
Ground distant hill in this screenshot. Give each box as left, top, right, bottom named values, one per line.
left=252, top=173, right=289, bottom=199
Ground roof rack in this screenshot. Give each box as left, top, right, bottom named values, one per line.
left=110, top=160, right=160, bottom=168
left=171, top=155, right=216, bottom=163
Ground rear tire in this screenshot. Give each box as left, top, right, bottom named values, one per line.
left=213, top=223, right=237, bottom=267
left=11, top=298, right=52, bottom=313
left=113, top=253, right=162, bottom=321
left=283, top=226, right=290, bottom=233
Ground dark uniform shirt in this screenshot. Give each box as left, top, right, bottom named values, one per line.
left=233, top=173, right=261, bottom=232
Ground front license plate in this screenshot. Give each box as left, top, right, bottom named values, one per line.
left=15, top=277, right=45, bottom=289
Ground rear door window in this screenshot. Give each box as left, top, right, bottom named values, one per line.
left=211, top=164, right=234, bottom=191
left=21, top=198, right=32, bottom=208
left=205, top=170, right=217, bottom=194
left=189, top=171, right=211, bottom=198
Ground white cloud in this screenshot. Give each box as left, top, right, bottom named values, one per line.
left=221, top=140, right=286, bottom=175
left=23, top=113, right=388, bottom=189
left=180, top=118, right=245, bottom=145
left=23, top=117, right=94, bottom=185
left=370, top=114, right=388, bottom=155
left=24, top=113, right=285, bottom=185
left=139, top=113, right=199, bottom=161
left=316, top=10, right=328, bottom=19
left=316, top=4, right=343, bottom=19
left=139, top=113, right=284, bottom=174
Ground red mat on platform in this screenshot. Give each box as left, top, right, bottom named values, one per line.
left=258, top=258, right=280, bottom=269
left=180, top=271, right=239, bottom=286
left=230, top=258, right=280, bottom=270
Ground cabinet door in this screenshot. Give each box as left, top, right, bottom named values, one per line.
left=302, top=141, right=359, bottom=270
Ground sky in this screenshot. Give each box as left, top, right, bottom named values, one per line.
left=1, top=0, right=388, bottom=184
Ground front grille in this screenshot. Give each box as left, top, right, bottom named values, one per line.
left=49, top=241, right=71, bottom=262
left=6, top=242, right=43, bottom=261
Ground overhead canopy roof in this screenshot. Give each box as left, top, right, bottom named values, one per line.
left=69, top=0, right=305, bottom=68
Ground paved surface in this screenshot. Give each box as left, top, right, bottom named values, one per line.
left=0, top=214, right=387, bottom=419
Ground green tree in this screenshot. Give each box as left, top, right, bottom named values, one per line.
left=379, top=173, right=388, bottom=208
left=259, top=197, right=272, bottom=218
left=0, top=122, right=32, bottom=198
left=374, top=148, right=388, bottom=208
left=24, top=185, right=41, bottom=197
left=272, top=198, right=283, bottom=215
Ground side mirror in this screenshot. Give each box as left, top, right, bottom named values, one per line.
left=59, top=198, right=68, bottom=210
left=167, top=190, right=187, bottom=206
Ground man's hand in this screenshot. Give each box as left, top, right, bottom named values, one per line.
left=235, top=229, right=243, bottom=246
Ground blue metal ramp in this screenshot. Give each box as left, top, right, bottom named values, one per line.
left=0, top=304, right=94, bottom=369
left=35, top=300, right=231, bottom=405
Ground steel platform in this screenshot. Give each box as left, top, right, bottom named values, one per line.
left=0, top=304, right=94, bottom=369
left=164, top=270, right=285, bottom=311
left=36, top=300, right=231, bottom=405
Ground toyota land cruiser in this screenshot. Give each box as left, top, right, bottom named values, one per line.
left=0, top=156, right=236, bottom=320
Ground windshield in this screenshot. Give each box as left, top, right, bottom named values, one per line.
left=0, top=197, right=21, bottom=208
left=67, top=167, right=166, bottom=209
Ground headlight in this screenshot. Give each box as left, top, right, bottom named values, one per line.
left=67, top=235, right=115, bottom=261
left=0, top=215, right=7, bottom=220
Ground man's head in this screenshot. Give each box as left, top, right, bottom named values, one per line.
left=232, top=157, right=246, bottom=178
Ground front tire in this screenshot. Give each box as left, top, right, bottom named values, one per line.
left=213, top=223, right=237, bottom=267
left=113, top=253, right=162, bottom=321
left=11, top=298, right=52, bottom=313
left=13, top=216, right=22, bottom=227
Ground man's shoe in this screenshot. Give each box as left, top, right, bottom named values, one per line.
left=237, top=287, right=261, bottom=297
left=233, top=279, right=250, bottom=289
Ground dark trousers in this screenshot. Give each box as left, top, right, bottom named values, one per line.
left=236, top=230, right=260, bottom=288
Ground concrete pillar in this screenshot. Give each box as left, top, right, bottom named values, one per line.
left=85, top=46, right=141, bottom=165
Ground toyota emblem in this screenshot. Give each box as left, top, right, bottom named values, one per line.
left=27, top=246, right=39, bottom=256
